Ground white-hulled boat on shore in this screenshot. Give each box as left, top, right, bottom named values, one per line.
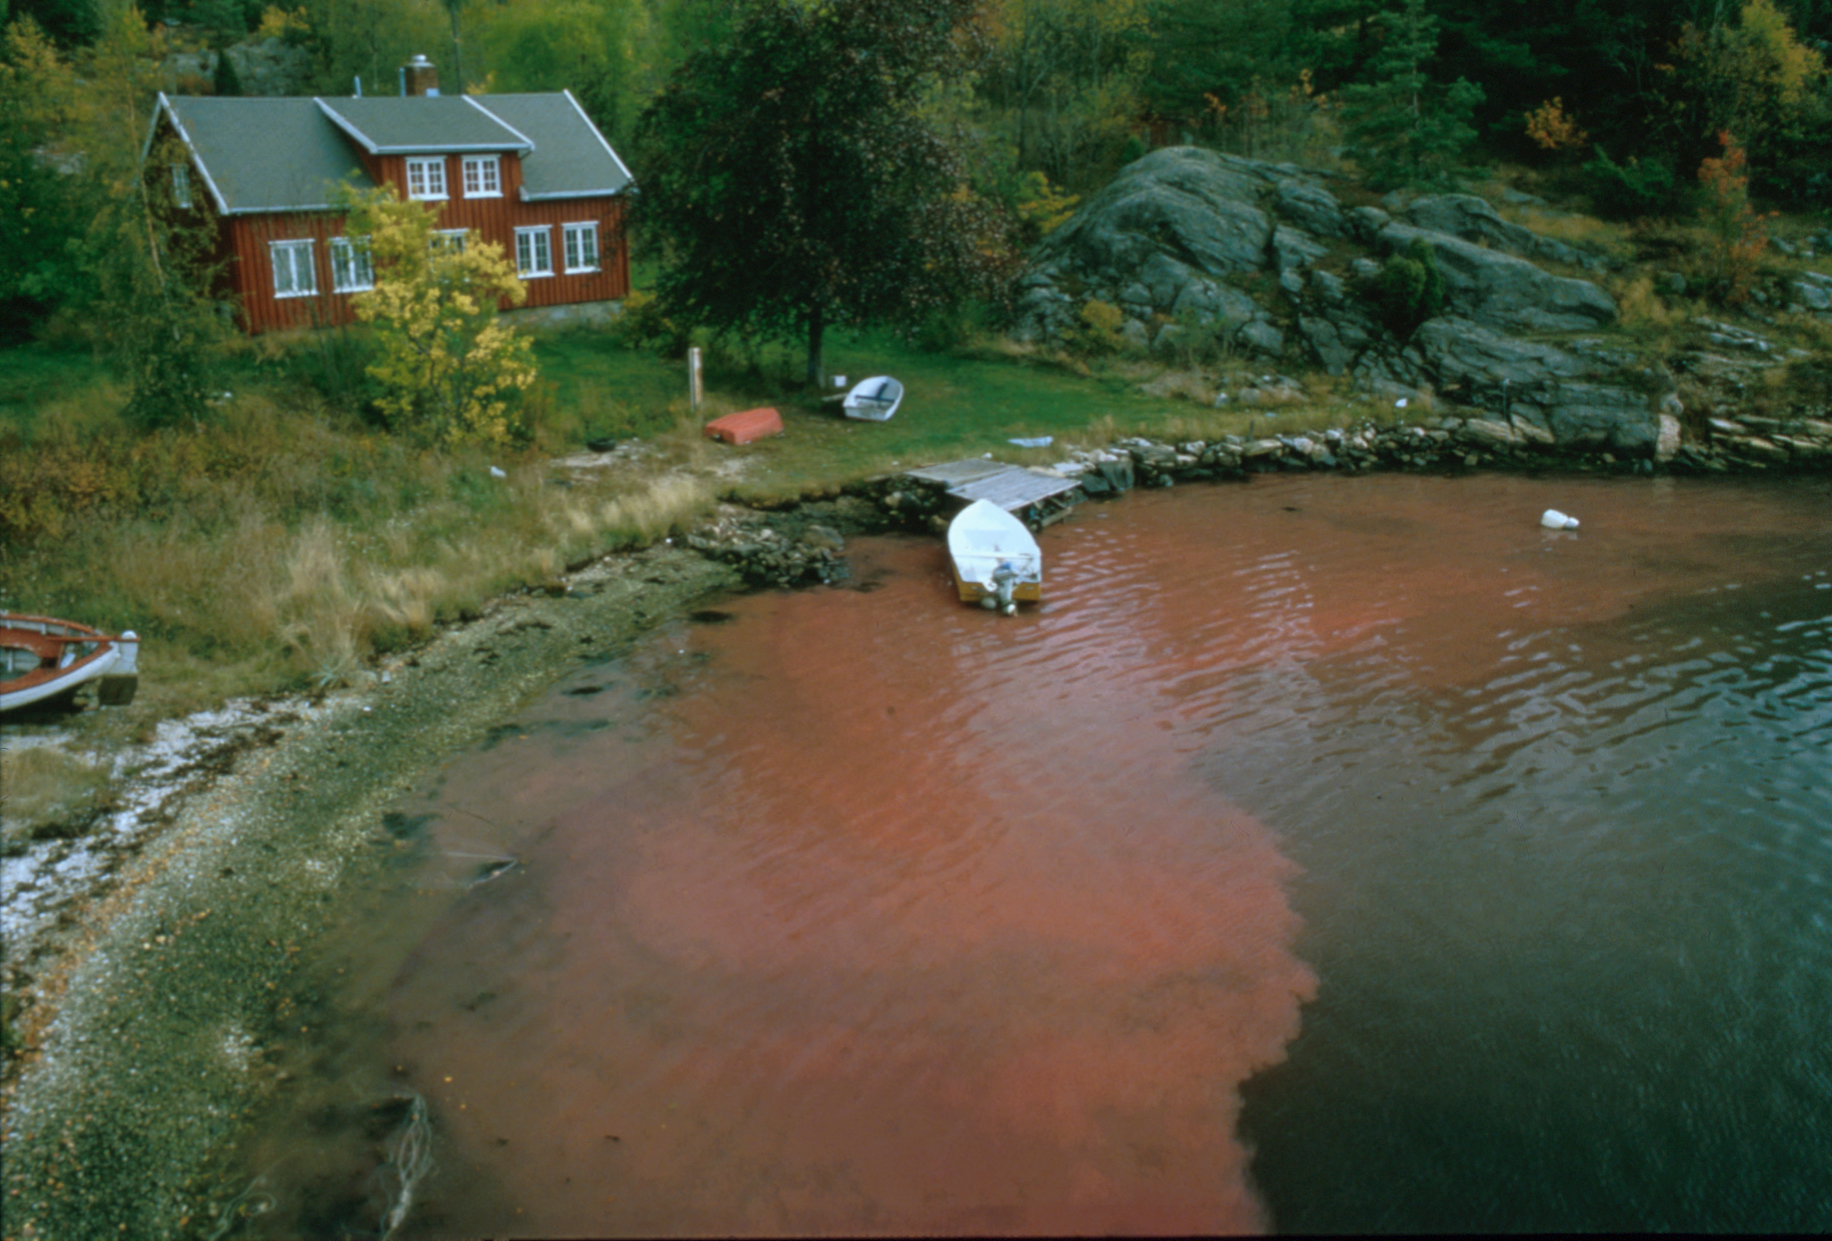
left=842, top=375, right=903, bottom=421
left=1, top=614, right=139, bottom=713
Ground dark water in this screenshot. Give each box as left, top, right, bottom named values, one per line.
left=241, top=472, right=1832, bottom=1236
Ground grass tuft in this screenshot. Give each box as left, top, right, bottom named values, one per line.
left=0, top=744, right=114, bottom=853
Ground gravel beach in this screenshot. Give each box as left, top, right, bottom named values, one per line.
left=1, top=545, right=739, bottom=1241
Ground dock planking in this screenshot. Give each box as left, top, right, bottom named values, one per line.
left=904, top=459, right=1081, bottom=513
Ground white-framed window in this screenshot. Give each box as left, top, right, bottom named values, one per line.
left=515, top=226, right=553, bottom=277
left=462, top=155, right=501, bottom=198
left=406, top=156, right=446, bottom=200
left=562, top=221, right=599, bottom=273
left=270, top=238, right=317, bottom=298
left=171, top=163, right=192, bottom=209
left=330, top=236, right=373, bottom=293
left=433, top=229, right=467, bottom=255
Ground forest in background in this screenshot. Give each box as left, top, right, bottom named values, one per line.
left=2, top=0, right=1828, bottom=356
left=8, top=0, right=1829, bottom=206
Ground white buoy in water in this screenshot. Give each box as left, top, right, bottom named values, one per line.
left=1540, top=508, right=1580, bottom=529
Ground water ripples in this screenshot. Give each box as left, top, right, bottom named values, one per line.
left=245, top=472, right=1830, bottom=1236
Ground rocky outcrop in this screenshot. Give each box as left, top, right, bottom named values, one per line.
left=1009, top=146, right=1832, bottom=463
left=1372, top=222, right=1618, bottom=333
left=165, top=38, right=313, bottom=97
left=1014, top=149, right=1317, bottom=344
left=1011, top=146, right=1679, bottom=454
left=1399, top=194, right=1606, bottom=272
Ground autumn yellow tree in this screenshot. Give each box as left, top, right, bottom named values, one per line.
left=1672, top=0, right=1826, bottom=161
left=339, top=186, right=537, bottom=448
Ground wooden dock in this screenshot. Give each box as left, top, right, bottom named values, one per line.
left=903, top=458, right=1081, bottom=525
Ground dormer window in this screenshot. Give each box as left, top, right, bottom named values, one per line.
left=406, top=156, right=446, bottom=200
left=462, top=155, right=501, bottom=198
left=171, top=163, right=192, bottom=208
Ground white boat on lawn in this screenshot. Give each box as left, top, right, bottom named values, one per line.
left=1, top=614, right=140, bottom=713
left=842, top=375, right=902, bottom=421
left=947, top=499, right=1041, bottom=615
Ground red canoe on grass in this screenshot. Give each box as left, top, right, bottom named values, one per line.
left=0, top=614, right=140, bottom=713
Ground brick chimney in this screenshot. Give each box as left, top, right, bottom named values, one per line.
left=403, top=54, right=439, bottom=97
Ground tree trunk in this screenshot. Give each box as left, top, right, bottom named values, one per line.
left=805, top=301, right=825, bottom=389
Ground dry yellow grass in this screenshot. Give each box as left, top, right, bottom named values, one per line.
left=1497, top=205, right=1624, bottom=251
left=0, top=744, right=112, bottom=848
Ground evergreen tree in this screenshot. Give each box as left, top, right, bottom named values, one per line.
left=212, top=45, right=241, bottom=95
left=1336, top=0, right=1483, bottom=189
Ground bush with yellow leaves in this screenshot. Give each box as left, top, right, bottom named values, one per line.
left=339, top=186, right=538, bottom=448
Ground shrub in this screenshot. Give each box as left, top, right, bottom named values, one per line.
left=913, top=299, right=995, bottom=353
left=340, top=187, right=538, bottom=448
left=1696, top=132, right=1774, bottom=306
left=1582, top=147, right=1679, bottom=220
left=1012, top=171, right=1080, bottom=246
left=606, top=289, right=676, bottom=355
left=1160, top=309, right=1238, bottom=369
left=1069, top=299, right=1129, bottom=355
left=1358, top=239, right=1445, bottom=338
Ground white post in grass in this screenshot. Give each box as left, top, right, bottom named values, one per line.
left=688, top=346, right=704, bottom=413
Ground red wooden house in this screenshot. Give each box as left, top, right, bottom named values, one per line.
left=146, top=58, right=633, bottom=334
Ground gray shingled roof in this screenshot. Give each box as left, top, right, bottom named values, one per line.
left=153, top=89, right=631, bottom=215
left=315, top=96, right=532, bottom=155
left=471, top=92, right=633, bottom=199
left=156, top=96, right=375, bottom=214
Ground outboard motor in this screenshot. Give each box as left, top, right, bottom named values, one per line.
left=990, top=561, right=1020, bottom=616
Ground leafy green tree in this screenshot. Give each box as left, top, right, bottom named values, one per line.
left=0, top=17, right=84, bottom=341
left=341, top=186, right=537, bottom=447
left=7, top=0, right=102, bottom=46
left=80, top=6, right=233, bottom=427
left=295, top=0, right=447, bottom=96
left=979, top=0, right=1152, bottom=185
left=466, top=0, right=657, bottom=146
left=1336, top=0, right=1483, bottom=189
left=91, top=128, right=232, bottom=430
left=634, top=0, right=1015, bottom=385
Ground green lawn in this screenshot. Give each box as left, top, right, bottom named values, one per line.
left=536, top=326, right=1343, bottom=502
left=0, top=340, right=104, bottom=424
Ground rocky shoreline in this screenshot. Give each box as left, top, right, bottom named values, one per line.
left=1, top=547, right=739, bottom=1241
left=686, top=405, right=1832, bottom=586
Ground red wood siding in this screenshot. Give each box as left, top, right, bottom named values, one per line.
left=229, top=212, right=363, bottom=335
left=228, top=150, right=628, bottom=334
